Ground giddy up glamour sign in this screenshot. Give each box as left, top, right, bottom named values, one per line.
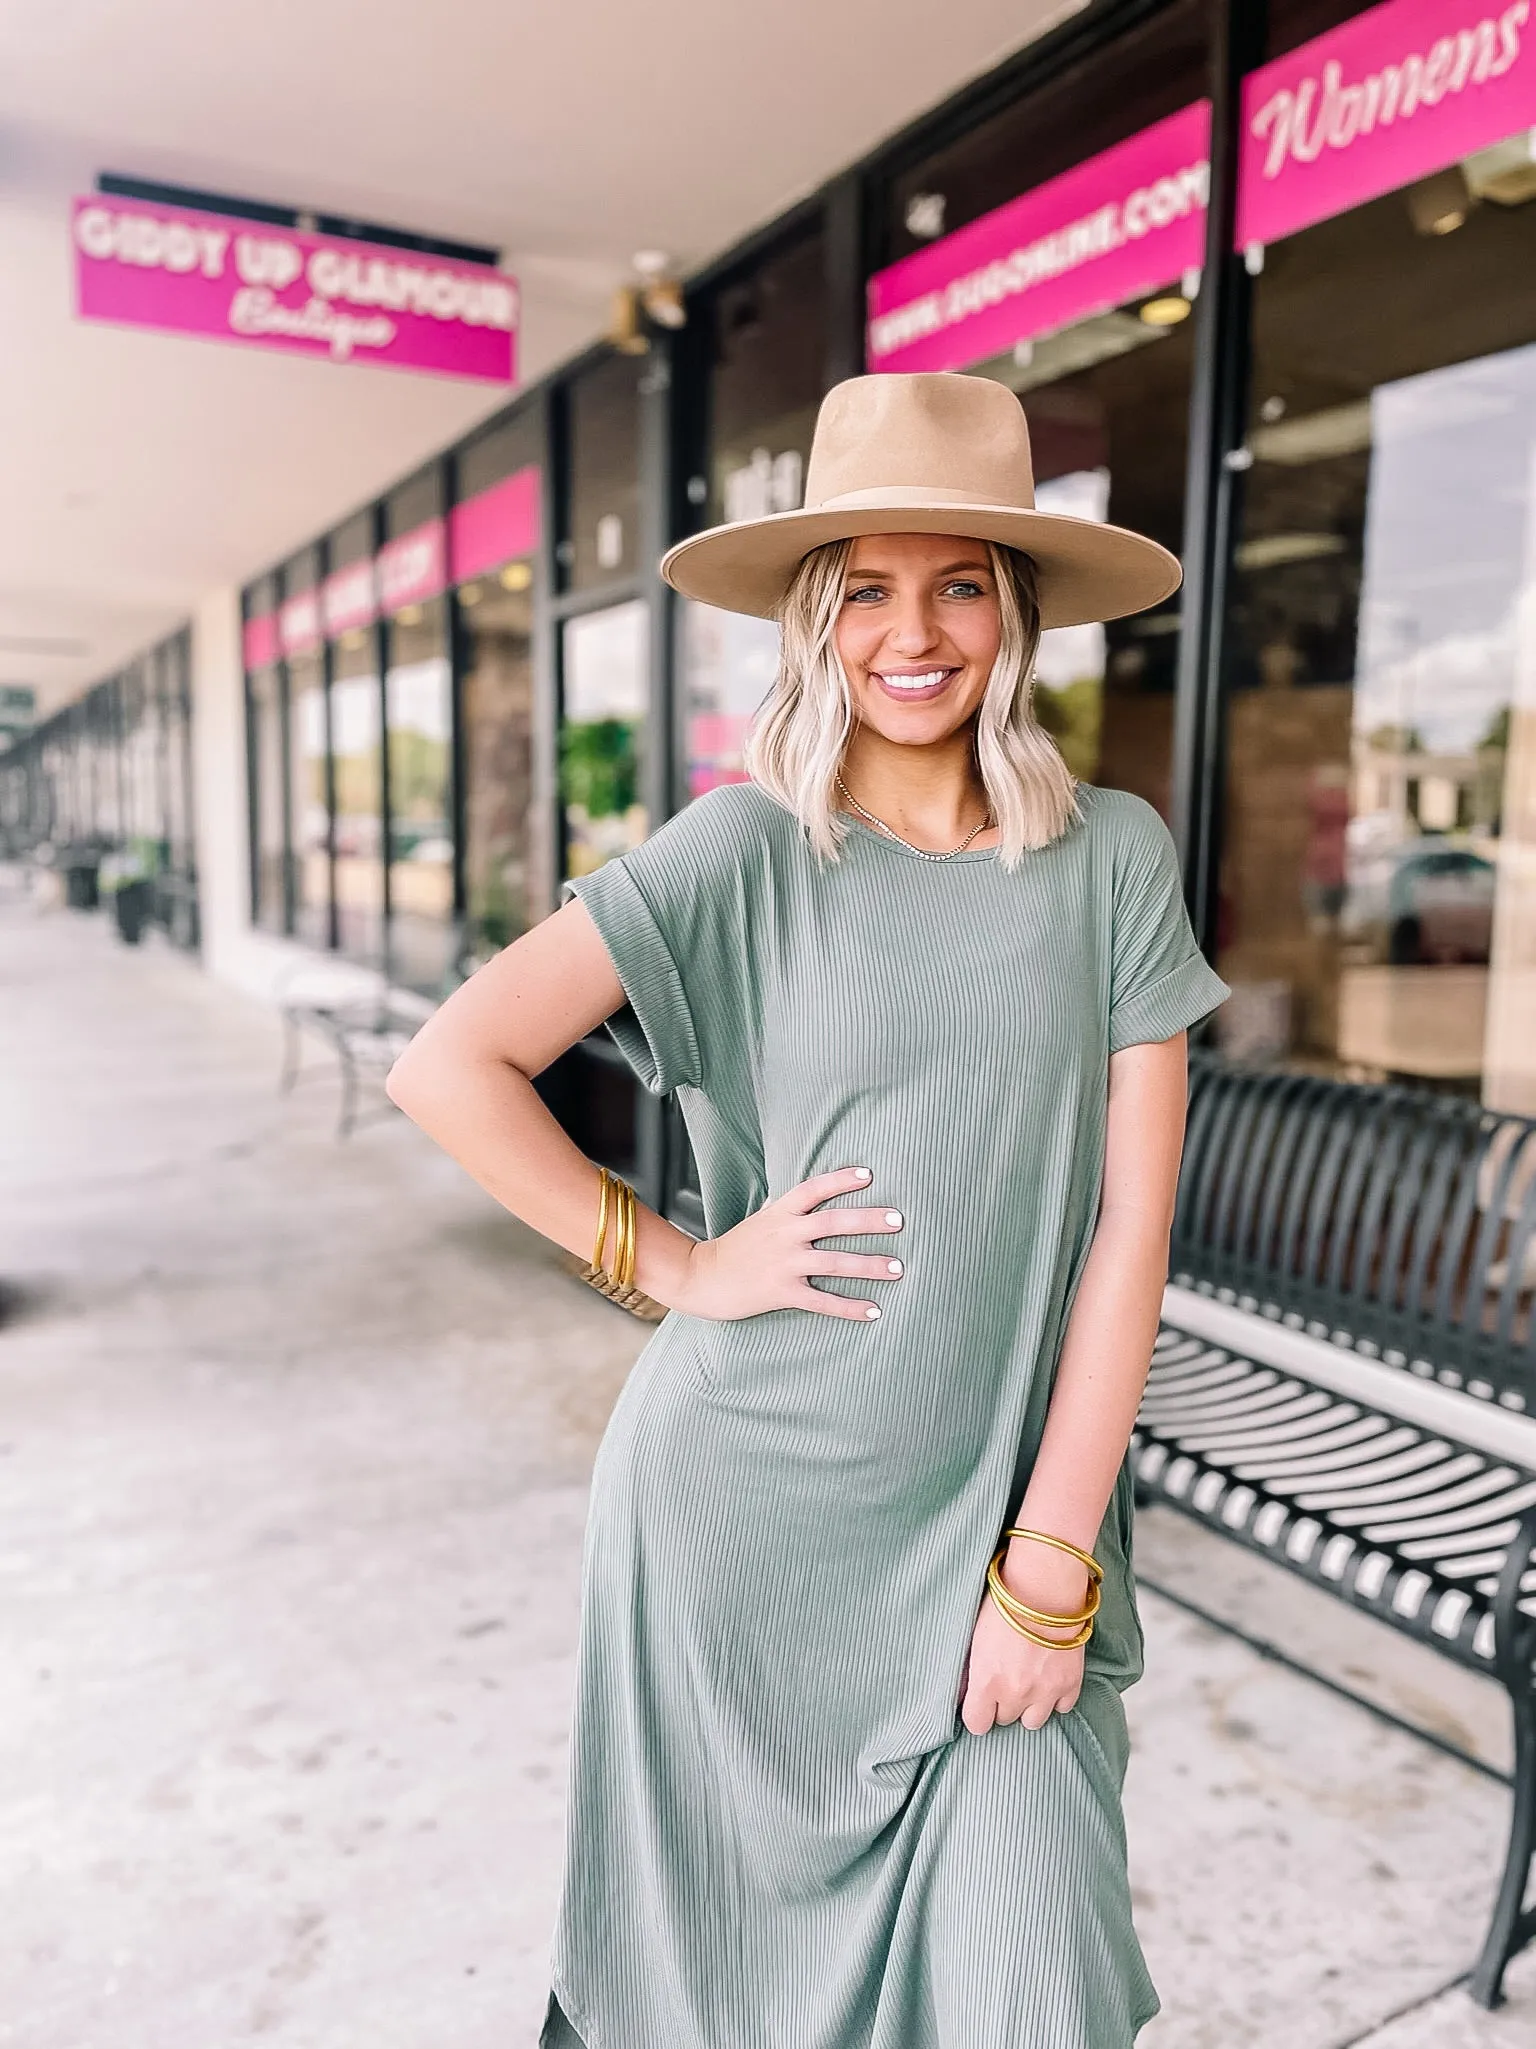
left=73, top=194, right=517, bottom=383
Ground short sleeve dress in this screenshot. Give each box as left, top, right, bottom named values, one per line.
left=540, top=776, right=1230, bottom=2049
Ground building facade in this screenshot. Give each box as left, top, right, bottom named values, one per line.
left=13, top=0, right=1536, bottom=1228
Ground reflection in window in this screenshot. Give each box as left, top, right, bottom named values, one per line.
left=567, top=355, right=641, bottom=590
left=460, top=562, right=535, bottom=961
left=970, top=313, right=1192, bottom=812
left=331, top=631, right=383, bottom=965
left=707, top=232, right=824, bottom=528
left=682, top=600, right=778, bottom=797
left=287, top=649, right=331, bottom=951
left=386, top=597, right=455, bottom=995
left=1216, top=177, right=1536, bottom=1111
left=561, top=600, right=647, bottom=878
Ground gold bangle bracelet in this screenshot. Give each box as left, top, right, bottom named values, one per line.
left=986, top=1579, right=1095, bottom=1651
left=1002, top=1527, right=1104, bottom=1586
left=615, top=1178, right=636, bottom=1292
left=592, top=1166, right=613, bottom=1275
left=987, top=1550, right=1101, bottom=1630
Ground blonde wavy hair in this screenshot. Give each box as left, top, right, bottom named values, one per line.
left=742, top=538, right=1081, bottom=868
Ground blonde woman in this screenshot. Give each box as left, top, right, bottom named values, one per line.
left=388, top=372, right=1230, bottom=2048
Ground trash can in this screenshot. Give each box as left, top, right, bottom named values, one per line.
left=61, top=848, right=100, bottom=911
left=112, top=876, right=153, bottom=945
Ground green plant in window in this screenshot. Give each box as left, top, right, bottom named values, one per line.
left=1032, top=677, right=1103, bottom=783
left=561, top=718, right=638, bottom=820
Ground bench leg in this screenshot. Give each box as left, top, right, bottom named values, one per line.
left=1470, top=1503, right=1536, bottom=2008
left=1469, top=1688, right=1536, bottom=2007
left=279, top=1012, right=303, bottom=1094
left=337, top=1044, right=360, bottom=1141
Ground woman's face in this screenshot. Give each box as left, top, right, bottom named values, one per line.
left=833, top=532, right=1003, bottom=747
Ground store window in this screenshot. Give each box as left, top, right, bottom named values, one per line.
left=684, top=231, right=825, bottom=796
left=454, top=411, right=542, bottom=961
left=282, top=547, right=333, bottom=953
left=244, top=576, right=287, bottom=932
left=320, top=515, right=380, bottom=966
left=561, top=599, right=648, bottom=877
left=566, top=353, right=642, bottom=590
left=869, top=0, right=1208, bottom=816
left=160, top=633, right=195, bottom=885
left=381, top=471, right=454, bottom=995
left=1215, top=0, right=1536, bottom=1111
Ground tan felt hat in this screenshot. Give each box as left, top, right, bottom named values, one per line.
left=660, top=371, right=1181, bottom=629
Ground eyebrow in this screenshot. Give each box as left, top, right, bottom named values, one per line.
left=845, top=558, right=992, bottom=580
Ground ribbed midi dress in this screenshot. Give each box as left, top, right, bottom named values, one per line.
left=540, top=776, right=1231, bottom=2049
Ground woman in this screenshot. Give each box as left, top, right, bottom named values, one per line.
left=387, top=371, right=1230, bottom=2048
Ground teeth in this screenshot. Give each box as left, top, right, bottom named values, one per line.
left=880, top=671, right=948, bottom=691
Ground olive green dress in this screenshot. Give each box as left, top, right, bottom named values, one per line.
left=541, top=777, right=1230, bottom=2049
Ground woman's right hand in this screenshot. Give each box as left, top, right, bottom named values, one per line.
left=674, top=1166, right=906, bottom=1322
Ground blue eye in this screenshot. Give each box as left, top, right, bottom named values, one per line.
left=845, top=585, right=886, bottom=604
left=944, top=580, right=985, bottom=599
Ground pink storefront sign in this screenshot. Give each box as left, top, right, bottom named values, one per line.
left=73, top=194, right=517, bottom=384
left=376, top=519, right=447, bottom=613
left=866, top=102, right=1211, bottom=375
left=449, top=466, right=542, bottom=582
left=243, top=613, right=279, bottom=670
left=321, top=559, right=378, bottom=638
left=1238, top=0, right=1536, bottom=248
left=278, top=590, right=321, bottom=657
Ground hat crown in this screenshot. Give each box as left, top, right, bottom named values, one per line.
left=803, top=373, right=1037, bottom=514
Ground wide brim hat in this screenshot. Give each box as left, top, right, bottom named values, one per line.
left=660, top=371, right=1181, bottom=629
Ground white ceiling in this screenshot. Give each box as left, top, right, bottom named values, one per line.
left=0, top=0, right=1084, bottom=714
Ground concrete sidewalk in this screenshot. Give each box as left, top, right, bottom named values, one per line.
left=2, top=885, right=1532, bottom=2047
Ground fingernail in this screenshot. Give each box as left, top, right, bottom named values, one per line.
left=865, top=1305, right=881, bottom=1320
left=853, top=1167, right=871, bottom=1180
left=885, top=1210, right=903, bottom=1228
left=887, top=1259, right=903, bottom=1275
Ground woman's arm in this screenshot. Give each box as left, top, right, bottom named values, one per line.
left=385, top=897, right=701, bottom=1308
left=960, top=1031, right=1189, bottom=1734
left=385, top=898, right=906, bottom=1320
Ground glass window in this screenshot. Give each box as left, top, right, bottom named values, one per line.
left=567, top=354, right=642, bottom=589
left=872, top=0, right=1207, bottom=817
left=1215, top=87, right=1536, bottom=1110
left=456, top=409, right=544, bottom=957
left=283, top=550, right=332, bottom=951
left=248, top=658, right=287, bottom=930
left=161, top=634, right=194, bottom=881
left=683, top=231, right=825, bottom=797
left=331, top=627, right=384, bottom=967
left=385, top=597, right=454, bottom=994
left=561, top=600, right=648, bottom=878
left=459, top=410, right=541, bottom=503
left=459, top=556, right=537, bottom=965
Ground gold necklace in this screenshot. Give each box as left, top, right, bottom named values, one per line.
left=835, top=773, right=995, bottom=862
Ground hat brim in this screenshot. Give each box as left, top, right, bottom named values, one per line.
left=660, top=501, right=1181, bottom=629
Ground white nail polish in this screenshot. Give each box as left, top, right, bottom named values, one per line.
left=853, top=1166, right=872, bottom=1180
left=887, top=1259, right=903, bottom=1275
left=885, top=1210, right=903, bottom=1228
left=865, top=1305, right=881, bottom=1320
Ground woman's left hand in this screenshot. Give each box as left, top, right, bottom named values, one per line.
left=958, top=1597, right=1085, bottom=1733
left=957, top=1549, right=1090, bottom=1734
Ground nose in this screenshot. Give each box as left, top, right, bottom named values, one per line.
left=884, top=590, right=941, bottom=658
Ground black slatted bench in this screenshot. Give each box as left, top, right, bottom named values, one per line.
left=1133, top=1053, right=1536, bottom=2007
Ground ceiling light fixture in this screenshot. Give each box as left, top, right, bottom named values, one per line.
left=1406, top=164, right=1476, bottom=235
left=1138, top=294, right=1192, bottom=327
left=499, top=561, right=533, bottom=592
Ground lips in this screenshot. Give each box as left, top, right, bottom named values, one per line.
left=873, top=667, right=959, bottom=703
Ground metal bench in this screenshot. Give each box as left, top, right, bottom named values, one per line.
left=278, top=969, right=431, bottom=1139
left=1134, top=1054, right=1536, bottom=2007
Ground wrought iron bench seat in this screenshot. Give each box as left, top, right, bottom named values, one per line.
left=1135, top=1328, right=1536, bottom=1680
left=1138, top=1055, right=1536, bottom=2008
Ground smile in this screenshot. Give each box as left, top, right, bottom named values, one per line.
left=873, top=668, right=959, bottom=701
